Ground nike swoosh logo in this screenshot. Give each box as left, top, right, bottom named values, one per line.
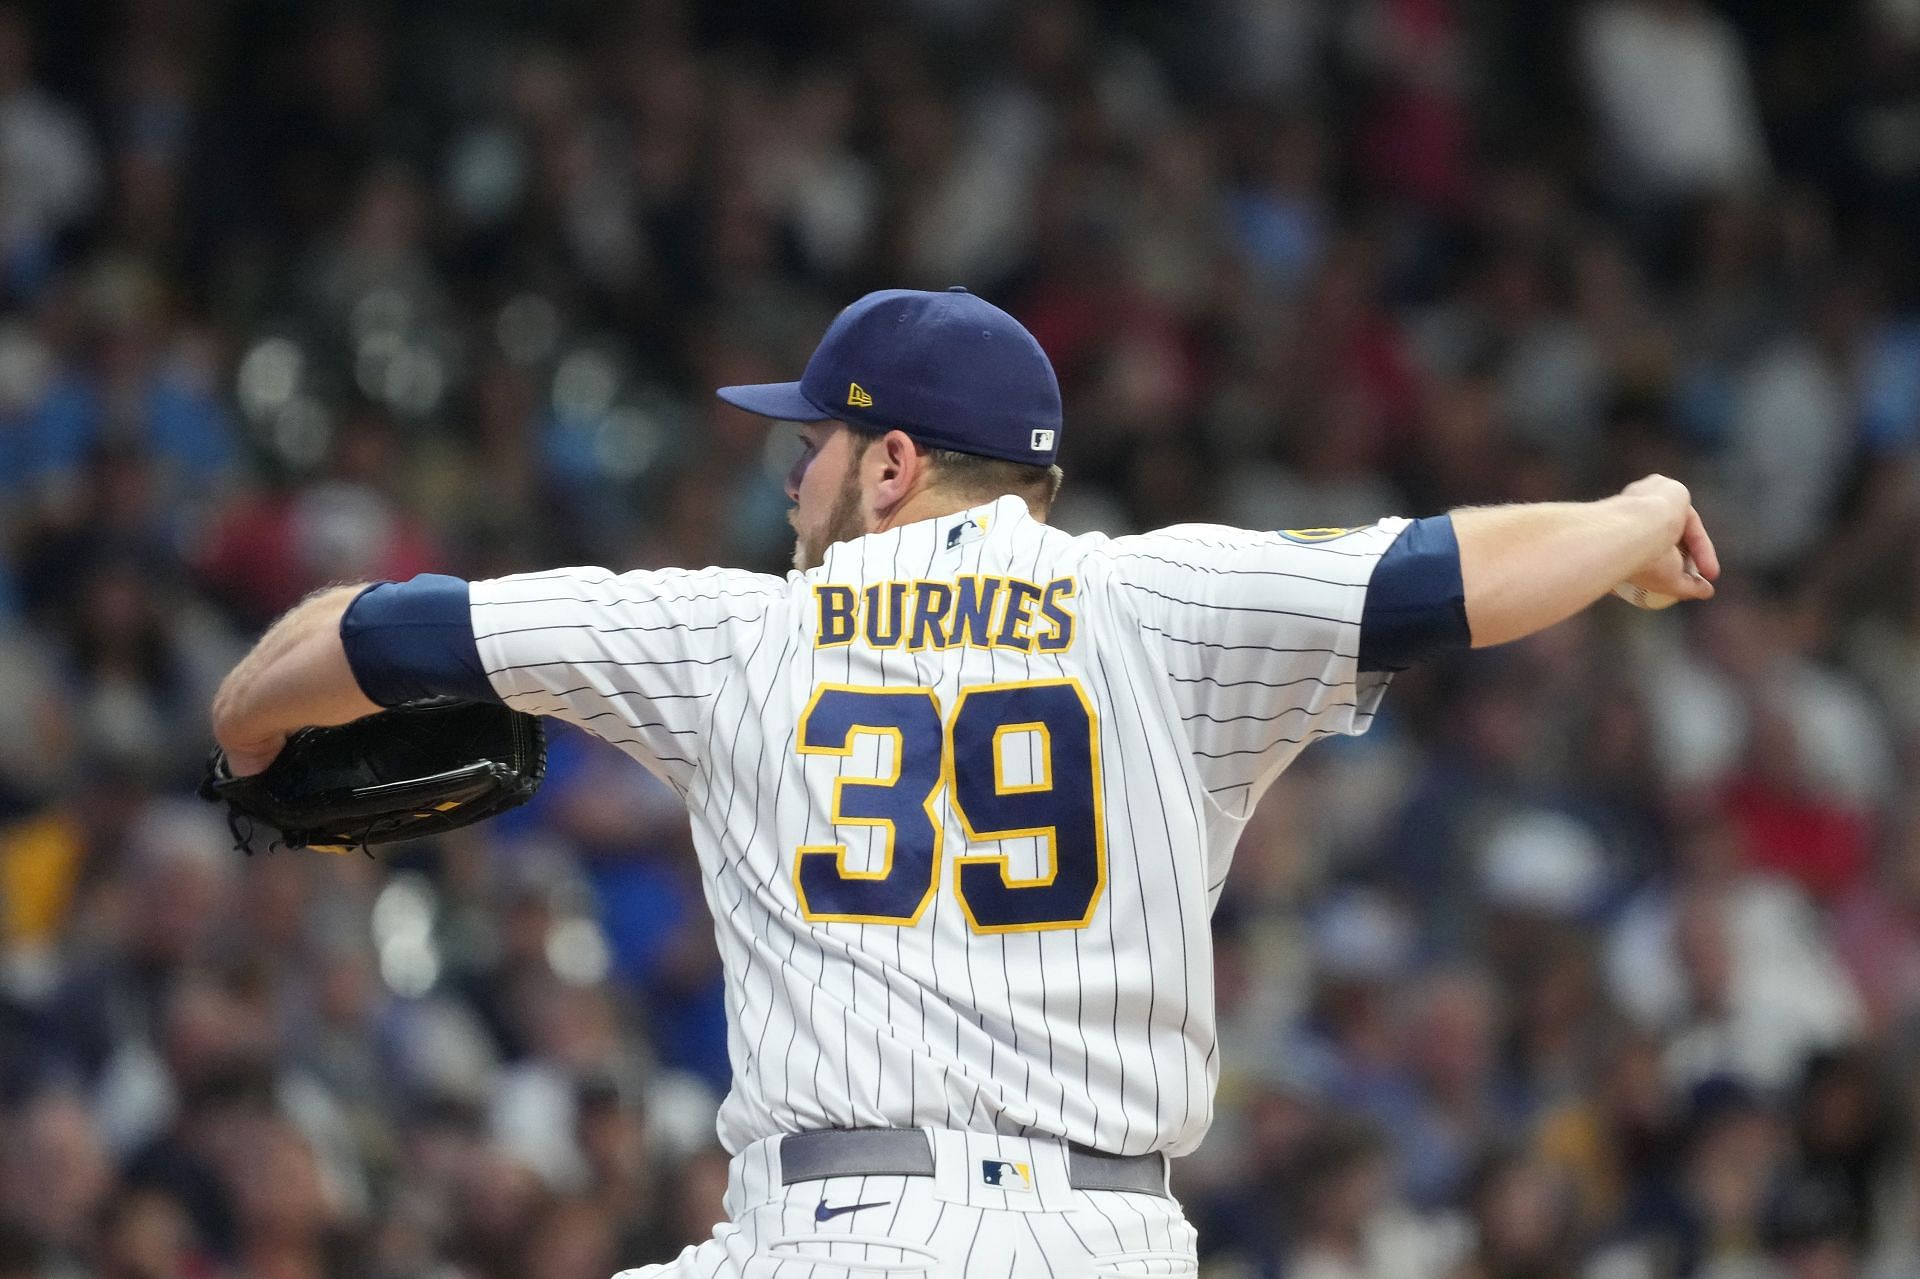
left=815, top=1200, right=891, bottom=1223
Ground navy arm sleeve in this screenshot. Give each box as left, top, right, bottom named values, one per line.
left=1357, top=515, right=1470, bottom=672
left=339, top=574, right=500, bottom=706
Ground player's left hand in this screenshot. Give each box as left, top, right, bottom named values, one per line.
left=219, top=732, right=288, bottom=778
left=200, top=700, right=547, bottom=854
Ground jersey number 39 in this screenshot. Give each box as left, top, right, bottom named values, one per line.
left=794, top=678, right=1105, bottom=934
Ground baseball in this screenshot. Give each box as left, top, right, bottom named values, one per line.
left=1612, top=554, right=1695, bottom=610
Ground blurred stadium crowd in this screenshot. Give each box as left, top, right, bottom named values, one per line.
left=3, top=0, right=1920, bottom=1275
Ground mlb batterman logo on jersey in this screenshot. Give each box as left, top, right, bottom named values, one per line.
left=945, top=515, right=986, bottom=550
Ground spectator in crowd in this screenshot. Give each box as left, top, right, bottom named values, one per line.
left=0, top=3, right=99, bottom=301
left=1580, top=0, right=1771, bottom=204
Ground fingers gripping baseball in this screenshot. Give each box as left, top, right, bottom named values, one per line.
left=1613, top=476, right=1720, bottom=609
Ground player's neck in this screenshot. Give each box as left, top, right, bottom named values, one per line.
left=872, top=488, right=990, bottom=535
left=873, top=475, right=1052, bottom=534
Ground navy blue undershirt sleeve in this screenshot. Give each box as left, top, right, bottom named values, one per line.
left=1357, top=515, right=1470, bottom=673
left=339, top=574, right=500, bottom=707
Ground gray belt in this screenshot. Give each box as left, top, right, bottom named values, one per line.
left=779, top=1129, right=1168, bottom=1198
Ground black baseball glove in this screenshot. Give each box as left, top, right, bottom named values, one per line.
left=200, top=699, right=546, bottom=854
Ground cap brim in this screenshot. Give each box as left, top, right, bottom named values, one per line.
left=714, top=381, right=835, bottom=422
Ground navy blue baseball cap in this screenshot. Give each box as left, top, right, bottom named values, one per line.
left=716, top=287, right=1063, bottom=465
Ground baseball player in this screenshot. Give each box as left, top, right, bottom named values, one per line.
left=210, top=287, right=1718, bottom=1275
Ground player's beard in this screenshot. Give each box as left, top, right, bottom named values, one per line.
left=792, top=453, right=871, bottom=572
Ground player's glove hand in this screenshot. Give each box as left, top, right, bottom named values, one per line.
left=199, top=699, right=546, bottom=854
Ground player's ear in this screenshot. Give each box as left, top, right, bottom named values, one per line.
left=869, top=429, right=927, bottom=508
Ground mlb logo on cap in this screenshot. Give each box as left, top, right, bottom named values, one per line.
left=715, top=287, right=1064, bottom=466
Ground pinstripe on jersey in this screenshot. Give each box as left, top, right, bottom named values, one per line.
left=470, top=495, right=1404, bottom=1157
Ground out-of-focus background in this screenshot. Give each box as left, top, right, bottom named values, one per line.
left=1, top=0, right=1918, bottom=1275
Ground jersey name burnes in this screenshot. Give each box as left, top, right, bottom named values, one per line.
left=814, top=575, right=1077, bottom=654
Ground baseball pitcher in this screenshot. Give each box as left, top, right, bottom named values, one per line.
left=210, top=288, right=1718, bottom=1275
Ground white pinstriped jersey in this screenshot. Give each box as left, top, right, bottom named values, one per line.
left=470, top=495, right=1405, bottom=1157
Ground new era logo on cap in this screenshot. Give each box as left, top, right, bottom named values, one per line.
left=1030, top=429, right=1054, bottom=452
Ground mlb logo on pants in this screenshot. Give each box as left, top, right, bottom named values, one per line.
left=980, top=1160, right=1033, bottom=1192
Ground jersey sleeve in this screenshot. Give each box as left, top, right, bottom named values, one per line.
left=469, top=565, right=789, bottom=788
left=1104, top=519, right=1411, bottom=816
